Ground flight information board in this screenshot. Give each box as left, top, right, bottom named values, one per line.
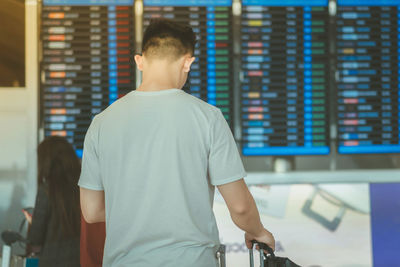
left=336, top=0, right=400, bottom=154
left=41, top=0, right=135, bottom=157
left=241, top=0, right=330, bottom=156
left=143, top=0, right=233, bottom=125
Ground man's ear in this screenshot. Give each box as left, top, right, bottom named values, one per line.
left=183, top=56, right=196, bottom=73
left=134, top=54, right=144, bottom=71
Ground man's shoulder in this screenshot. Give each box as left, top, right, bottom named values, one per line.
left=179, top=91, right=220, bottom=116
left=91, top=90, right=222, bottom=127
left=91, top=92, right=132, bottom=123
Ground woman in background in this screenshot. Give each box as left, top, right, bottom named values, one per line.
left=27, top=136, right=81, bottom=267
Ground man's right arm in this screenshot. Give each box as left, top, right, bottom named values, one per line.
left=217, top=179, right=275, bottom=250
left=80, top=188, right=106, bottom=223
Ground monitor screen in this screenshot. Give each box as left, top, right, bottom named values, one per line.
left=144, top=0, right=231, bottom=6
left=336, top=0, right=400, bottom=154
left=143, top=0, right=233, bottom=125
left=41, top=0, right=136, bottom=157
left=241, top=0, right=330, bottom=156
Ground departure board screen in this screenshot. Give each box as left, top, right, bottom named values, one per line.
left=41, top=0, right=135, bottom=157
left=337, top=0, right=400, bottom=154
left=241, top=0, right=330, bottom=156
left=143, top=0, right=233, bottom=125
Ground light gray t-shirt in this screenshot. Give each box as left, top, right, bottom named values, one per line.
left=78, top=88, right=246, bottom=267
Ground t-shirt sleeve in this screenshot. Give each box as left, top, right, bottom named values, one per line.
left=208, top=109, right=247, bottom=186
left=78, top=117, right=104, bottom=191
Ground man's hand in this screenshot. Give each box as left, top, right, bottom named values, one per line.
left=218, top=179, right=275, bottom=252
left=245, top=228, right=275, bottom=251
left=22, top=210, right=32, bottom=225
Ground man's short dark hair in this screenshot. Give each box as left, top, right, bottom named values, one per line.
left=142, top=19, right=197, bottom=60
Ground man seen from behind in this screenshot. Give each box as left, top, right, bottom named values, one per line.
left=79, top=19, right=275, bottom=267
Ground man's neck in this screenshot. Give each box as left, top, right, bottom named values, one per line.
left=137, top=60, right=181, bottom=92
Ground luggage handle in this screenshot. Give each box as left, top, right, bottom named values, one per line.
left=216, top=244, right=226, bottom=267
left=249, top=240, right=274, bottom=267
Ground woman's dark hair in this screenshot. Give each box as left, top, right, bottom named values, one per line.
left=37, top=136, right=81, bottom=238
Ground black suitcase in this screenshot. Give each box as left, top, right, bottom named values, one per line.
left=249, top=241, right=301, bottom=267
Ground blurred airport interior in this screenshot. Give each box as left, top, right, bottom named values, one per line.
left=1, top=0, right=400, bottom=266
